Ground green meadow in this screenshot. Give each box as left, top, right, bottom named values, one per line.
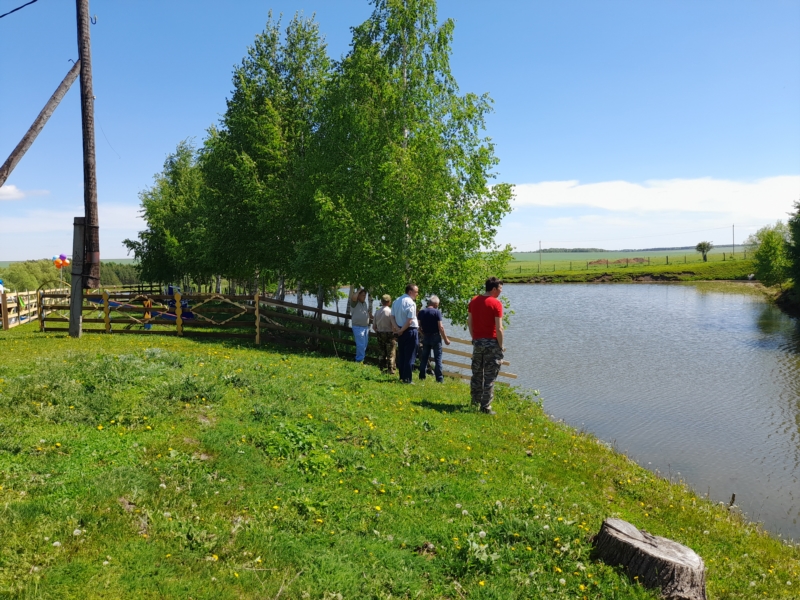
left=504, top=257, right=754, bottom=283
left=0, top=323, right=797, bottom=598
left=509, top=247, right=749, bottom=277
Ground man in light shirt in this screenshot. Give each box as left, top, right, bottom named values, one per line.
left=391, top=283, right=419, bottom=384
left=373, top=294, right=397, bottom=374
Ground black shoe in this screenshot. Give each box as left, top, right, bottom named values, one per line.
left=480, top=408, right=496, bottom=415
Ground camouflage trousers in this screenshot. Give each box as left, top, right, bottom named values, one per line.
left=471, top=339, right=504, bottom=409
left=376, top=332, right=397, bottom=374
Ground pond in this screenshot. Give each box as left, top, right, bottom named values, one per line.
left=493, top=283, right=800, bottom=540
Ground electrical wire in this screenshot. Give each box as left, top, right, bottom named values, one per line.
left=0, top=0, right=39, bottom=20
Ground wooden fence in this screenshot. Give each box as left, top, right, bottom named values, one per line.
left=37, top=290, right=515, bottom=380
left=1, top=288, right=68, bottom=330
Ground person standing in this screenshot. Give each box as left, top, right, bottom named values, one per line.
left=391, top=283, right=419, bottom=384
left=418, top=295, right=450, bottom=382
left=349, top=285, right=371, bottom=363
left=467, top=277, right=505, bottom=414
left=373, top=294, right=397, bottom=374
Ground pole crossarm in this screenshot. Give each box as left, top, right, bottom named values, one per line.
left=0, top=60, right=80, bottom=188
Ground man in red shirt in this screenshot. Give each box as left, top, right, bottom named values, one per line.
left=467, top=277, right=505, bottom=415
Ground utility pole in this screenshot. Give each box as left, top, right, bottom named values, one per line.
left=76, top=0, right=100, bottom=289
left=0, top=61, right=80, bottom=188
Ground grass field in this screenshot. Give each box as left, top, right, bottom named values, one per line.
left=504, top=257, right=754, bottom=283
left=509, top=246, right=749, bottom=276
left=0, top=322, right=797, bottom=598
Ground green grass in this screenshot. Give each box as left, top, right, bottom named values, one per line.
left=503, top=258, right=754, bottom=283
left=0, top=323, right=797, bottom=599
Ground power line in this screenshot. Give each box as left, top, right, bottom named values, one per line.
left=0, top=0, right=39, bottom=20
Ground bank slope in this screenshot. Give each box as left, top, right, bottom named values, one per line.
left=0, top=324, right=796, bottom=599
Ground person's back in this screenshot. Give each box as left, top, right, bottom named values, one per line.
left=418, top=306, right=442, bottom=336
left=468, top=295, right=502, bottom=340
left=467, top=277, right=505, bottom=414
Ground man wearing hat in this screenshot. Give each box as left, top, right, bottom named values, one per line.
left=372, top=294, right=397, bottom=374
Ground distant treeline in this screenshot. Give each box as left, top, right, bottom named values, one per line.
left=0, top=260, right=140, bottom=292
left=520, top=248, right=607, bottom=253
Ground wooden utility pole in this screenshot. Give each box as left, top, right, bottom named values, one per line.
left=0, top=60, right=81, bottom=188
left=76, top=0, right=100, bottom=289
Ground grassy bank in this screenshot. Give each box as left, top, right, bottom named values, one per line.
left=0, top=324, right=797, bottom=599
left=503, top=259, right=754, bottom=284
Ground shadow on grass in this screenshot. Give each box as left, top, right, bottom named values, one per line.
left=412, top=399, right=471, bottom=413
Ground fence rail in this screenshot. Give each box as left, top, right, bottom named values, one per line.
left=35, top=289, right=514, bottom=380
left=1, top=288, right=68, bottom=330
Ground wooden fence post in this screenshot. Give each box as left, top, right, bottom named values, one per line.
left=1, top=292, right=8, bottom=331
left=38, top=290, right=44, bottom=332
left=175, top=292, right=183, bottom=336
left=103, top=291, right=111, bottom=333
left=254, top=292, right=260, bottom=345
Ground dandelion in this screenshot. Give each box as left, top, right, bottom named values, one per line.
left=103, top=561, right=110, bottom=566
left=159, top=483, right=167, bottom=489
left=455, top=503, right=462, bottom=509
left=212, top=554, right=219, bottom=561
left=478, top=531, right=486, bottom=539
left=73, top=529, right=82, bottom=536
left=543, top=525, right=550, bottom=530
left=52, top=541, right=61, bottom=547
left=375, top=506, right=381, bottom=511
left=478, top=581, right=485, bottom=586
left=97, top=425, right=103, bottom=431
left=462, top=510, right=468, bottom=516
left=559, top=578, right=566, bottom=585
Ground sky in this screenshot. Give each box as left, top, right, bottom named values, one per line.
left=1, top=0, right=799, bottom=261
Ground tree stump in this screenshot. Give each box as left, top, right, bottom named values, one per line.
left=592, top=518, right=706, bottom=600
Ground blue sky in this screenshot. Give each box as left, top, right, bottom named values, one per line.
left=1, top=0, right=799, bottom=260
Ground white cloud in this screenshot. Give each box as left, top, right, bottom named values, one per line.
left=0, top=204, right=143, bottom=235
left=500, top=175, right=800, bottom=250
left=512, top=176, right=800, bottom=221
left=0, top=185, right=49, bottom=201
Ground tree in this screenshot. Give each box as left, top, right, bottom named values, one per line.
left=200, top=12, right=330, bottom=289
left=124, top=141, right=208, bottom=286
left=787, top=200, right=800, bottom=285
left=695, top=241, right=713, bottom=262
left=309, top=0, right=513, bottom=324
left=747, top=222, right=791, bottom=289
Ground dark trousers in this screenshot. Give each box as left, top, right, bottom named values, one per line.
left=419, top=333, right=443, bottom=382
left=397, top=328, right=419, bottom=382
left=471, top=338, right=504, bottom=409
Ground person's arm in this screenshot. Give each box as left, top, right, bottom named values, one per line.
left=467, top=312, right=473, bottom=339
left=349, top=285, right=358, bottom=303
left=495, top=316, right=504, bottom=352
left=438, top=320, right=450, bottom=345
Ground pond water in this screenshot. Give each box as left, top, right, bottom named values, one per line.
left=289, top=283, right=800, bottom=539
left=493, top=283, right=800, bottom=540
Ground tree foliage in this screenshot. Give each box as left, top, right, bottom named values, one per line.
left=787, top=201, right=800, bottom=285
left=747, top=222, right=791, bottom=289
left=126, top=2, right=513, bottom=323
left=695, top=241, right=713, bottom=262
left=123, top=141, right=206, bottom=285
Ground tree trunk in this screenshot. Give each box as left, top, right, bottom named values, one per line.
left=296, top=279, right=303, bottom=318
left=593, top=518, right=706, bottom=600
left=215, top=274, right=221, bottom=294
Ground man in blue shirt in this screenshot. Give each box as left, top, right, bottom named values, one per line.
left=391, top=283, right=419, bottom=384
left=418, top=295, right=451, bottom=382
